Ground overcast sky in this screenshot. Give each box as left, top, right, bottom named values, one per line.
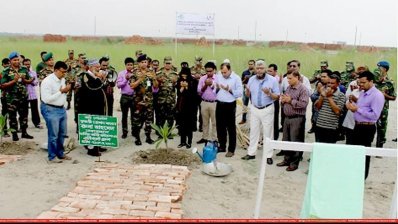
left=1, top=0, right=396, bottom=47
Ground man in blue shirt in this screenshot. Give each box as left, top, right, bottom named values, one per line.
left=214, top=63, right=243, bottom=157
left=241, top=60, right=280, bottom=165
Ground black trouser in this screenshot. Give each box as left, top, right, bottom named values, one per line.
left=28, top=99, right=41, bottom=126
left=120, top=94, right=134, bottom=135
left=273, top=100, right=280, bottom=140
left=280, top=104, right=285, bottom=129
left=282, top=115, right=305, bottom=167
left=315, top=126, right=338, bottom=143
left=106, top=94, right=114, bottom=116
left=345, top=127, right=355, bottom=145
left=216, top=101, right=236, bottom=153
left=352, top=123, right=376, bottom=180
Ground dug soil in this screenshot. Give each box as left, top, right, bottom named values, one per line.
left=133, top=148, right=201, bottom=169
left=0, top=141, right=37, bottom=155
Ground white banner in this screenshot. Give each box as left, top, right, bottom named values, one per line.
left=176, top=12, right=215, bottom=36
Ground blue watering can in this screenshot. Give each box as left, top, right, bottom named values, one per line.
left=192, top=141, right=218, bottom=164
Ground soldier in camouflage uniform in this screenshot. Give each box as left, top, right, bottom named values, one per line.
left=64, top=50, right=78, bottom=110
left=38, top=52, right=54, bottom=83
left=340, top=62, right=356, bottom=88
left=374, top=61, right=396, bottom=148
left=190, top=56, right=206, bottom=132
left=155, top=56, right=178, bottom=135
left=99, top=56, right=117, bottom=116
left=309, top=60, right=328, bottom=84
left=35, top=51, right=47, bottom=73
left=0, top=52, right=34, bottom=141
left=71, top=53, right=88, bottom=133
left=129, top=54, right=159, bottom=145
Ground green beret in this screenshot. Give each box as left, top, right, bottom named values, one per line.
left=43, top=52, right=53, bottom=62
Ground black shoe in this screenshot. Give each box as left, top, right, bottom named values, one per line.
left=135, top=139, right=142, bottom=146
left=122, top=133, right=127, bottom=139
left=307, top=128, right=315, bottom=134
left=241, top=155, right=255, bottom=160
left=177, top=143, right=186, bottom=148
left=12, top=133, right=19, bottom=141
left=277, top=161, right=289, bottom=167
left=276, top=151, right=285, bottom=156
left=267, top=158, right=273, bottom=165
left=186, top=144, right=191, bottom=149
left=197, top=138, right=207, bottom=144
left=167, top=136, right=174, bottom=140
left=21, top=133, right=34, bottom=139
left=393, top=138, right=397, bottom=142
left=64, top=135, right=69, bottom=139
left=146, top=138, right=154, bottom=144
left=278, top=127, right=283, bottom=133
left=217, top=148, right=226, bottom=153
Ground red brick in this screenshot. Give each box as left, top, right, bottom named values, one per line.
left=121, top=204, right=146, bottom=210
left=170, top=203, right=182, bottom=209
left=146, top=206, right=171, bottom=212
left=133, top=201, right=156, bottom=207
left=129, top=210, right=155, bottom=218
left=155, top=211, right=182, bottom=219
left=171, top=208, right=183, bottom=215
left=70, top=200, right=98, bottom=209
left=37, top=211, right=61, bottom=218
left=51, top=205, right=81, bottom=213
left=101, top=208, right=129, bottom=216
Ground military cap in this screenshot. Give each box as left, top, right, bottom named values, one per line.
left=137, top=54, right=147, bottom=63
left=8, top=51, right=19, bottom=60
left=87, top=58, right=99, bottom=66
left=164, top=56, right=172, bottom=63
left=345, top=61, right=355, bottom=71
left=377, top=61, right=390, bottom=70
left=320, top=61, right=328, bottom=67
left=195, top=56, right=203, bottom=62
left=43, top=52, right=53, bottom=62
left=68, top=50, right=74, bottom=54
left=135, top=50, right=143, bottom=56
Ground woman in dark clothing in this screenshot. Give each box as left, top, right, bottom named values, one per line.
left=176, top=67, right=196, bottom=148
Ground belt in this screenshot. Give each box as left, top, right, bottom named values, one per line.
left=122, top=93, right=134, bottom=97
left=254, top=103, right=273, bottom=110
left=355, top=121, right=375, bottom=126
left=202, top=99, right=216, bottom=103
left=216, top=100, right=236, bottom=104
left=45, top=103, right=64, bottom=109
left=286, top=114, right=305, bottom=119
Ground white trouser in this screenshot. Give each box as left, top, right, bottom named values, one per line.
left=247, top=104, right=274, bottom=158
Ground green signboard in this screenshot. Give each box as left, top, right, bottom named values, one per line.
left=78, top=114, right=118, bottom=148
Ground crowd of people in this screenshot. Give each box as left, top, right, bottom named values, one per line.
left=0, top=50, right=396, bottom=179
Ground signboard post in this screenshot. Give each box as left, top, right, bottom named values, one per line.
left=78, top=114, right=118, bottom=148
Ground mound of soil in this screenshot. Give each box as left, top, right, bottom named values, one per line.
left=0, top=141, right=37, bottom=155
left=133, top=148, right=201, bottom=169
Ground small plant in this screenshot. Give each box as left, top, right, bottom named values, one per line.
left=0, top=114, right=14, bottom=144
left=151, top=122, right=177, bottom=149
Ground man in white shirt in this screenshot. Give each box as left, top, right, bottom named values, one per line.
left=40, top=61, right=72, bottom=163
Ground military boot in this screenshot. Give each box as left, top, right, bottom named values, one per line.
left=145, top=134, right=154, bottom=144
left=133, top=132, right=142, bottom=146
left=21, top=131, right=34, bottom=139
left=12, top=132, right=19, bottom=141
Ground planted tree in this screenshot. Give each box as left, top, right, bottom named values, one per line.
left=151, top=122, right=177, bottom=149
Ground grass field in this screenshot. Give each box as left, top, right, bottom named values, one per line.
left=0, top=37, right=396, bottom=80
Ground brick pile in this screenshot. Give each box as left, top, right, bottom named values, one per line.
left=37, top=164, right=191, bottom=219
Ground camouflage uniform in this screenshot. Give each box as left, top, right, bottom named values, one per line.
left=190, top=63, right=206, bottom=131
left=38, top=66, right=53, bottom=83
left=71, top=64, right=86, bottom=129
left=155, top=67, right=178, bottom=128
left=64, top=57, right=78, bottom=108
left=35, top=61, right=46, bottom=74
left=340, top=62, right=355, bottom=88
left=374, top=69, right=396, bottom=148
left=0, top=66, right=30, bottom=136
left=101, top=65, right=117, bottom=116
left=129, top=68, right=157, bottom=141
left=309, top=61, right=328, bottom=84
